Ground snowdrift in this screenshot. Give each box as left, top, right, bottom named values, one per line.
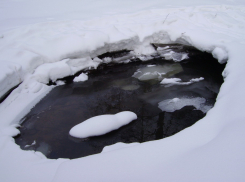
left=0, top=1, right=245, bottom=181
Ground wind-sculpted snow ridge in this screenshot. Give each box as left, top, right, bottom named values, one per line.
left=0, top=2, right=245, bottom=182
left=69, top=111, right=137, bottom=138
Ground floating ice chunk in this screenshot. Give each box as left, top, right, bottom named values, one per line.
left=112, top=79, right=140, bottom=91
left=56, top=80, right=65, bottom=85
left=132, top=64, right=183, bottom=81
left=69, top=111, right=137, bottom=138
left=160, top=77, right=204, bottom=87
left=160, top=78, right=182, bottom=84
left=137, top=55, right=154, bottom=61
left=158, top=97, right=212, bottom=113
left=102, top=142, right=140, bottom=153
left=147, top=65, right=156, bottom=67
left=190, top=77, right=204, bottom=82
left=73, top=73, right=88, bottom=82
left=24, top=140, right=36, bottom=148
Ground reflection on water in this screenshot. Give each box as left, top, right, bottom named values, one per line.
left=15, top=47, right=225, bottom=159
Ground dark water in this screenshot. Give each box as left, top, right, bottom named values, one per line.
left=15, top=46, right=225, bottom=159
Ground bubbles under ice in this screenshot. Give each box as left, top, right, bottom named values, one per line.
left=158, top=97, right=212, bottom=113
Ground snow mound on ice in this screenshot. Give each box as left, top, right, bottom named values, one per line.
left=158, top=97, right=212, bottom=113
left=102, top=142, right=140, bottom=153
left=73, top=73, right=88, bottom=82
left=69, top=111, right=137, bottom=138
left=160, top=77, right=204, bottom=87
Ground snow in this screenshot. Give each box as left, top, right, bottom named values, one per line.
left=73, top=73, right=88, bottom=82
left=158, top=97, right=212, bottom=113
left=0, top=0, right=245, bottom=181
left=69, top=111, right=137, bottom=138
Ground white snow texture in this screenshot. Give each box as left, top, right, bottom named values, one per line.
left=1, top=0, right=245, bottom=182
left=69, top=111, right=137, bottom=138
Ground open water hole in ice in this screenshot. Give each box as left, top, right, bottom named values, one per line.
left=14, top=46, right=225, bottom=159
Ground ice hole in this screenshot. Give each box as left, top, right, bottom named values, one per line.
left=14, top=44, right=225, bottom=159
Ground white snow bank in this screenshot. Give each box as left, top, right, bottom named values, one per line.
left=158, top=97, right=212, bottom=113
left=73, top=73, right=88, bottom=82
left=102, top=142, right=140, bottom=153
left=160, top=77, right=204, bottom=87
left=0, top=1, right=245, bottom=182
left=69, top=111, right=137, bottom=138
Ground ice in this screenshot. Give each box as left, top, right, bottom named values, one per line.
left=0, top=62, right=22, bottom=99
left=73, top=73, right=88, bottom=82
left=24, top=140, right=36, bottom=148
left=36, top=142, right=52, bottom=156
left=160, top=77, right=204, bottom=87
left=132, top=64, right=183, bottom=81
left=158, top=97, right=212, bottom=113
left=157, top=47, right=189, bottom=62
left=69, top=111, right=137, bottom=138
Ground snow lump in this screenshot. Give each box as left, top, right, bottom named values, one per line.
left=69, top=111, right=137, bottom=138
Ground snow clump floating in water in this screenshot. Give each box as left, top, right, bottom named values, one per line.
left=69, top=111, right=137, bottom=138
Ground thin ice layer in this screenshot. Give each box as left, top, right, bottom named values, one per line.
left=132, top=64, right=183, bottom=81
left=158, top=97, right=212, bottom=113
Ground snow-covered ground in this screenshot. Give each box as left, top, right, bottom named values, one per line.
left=1, top=0, right=245, bottom=181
